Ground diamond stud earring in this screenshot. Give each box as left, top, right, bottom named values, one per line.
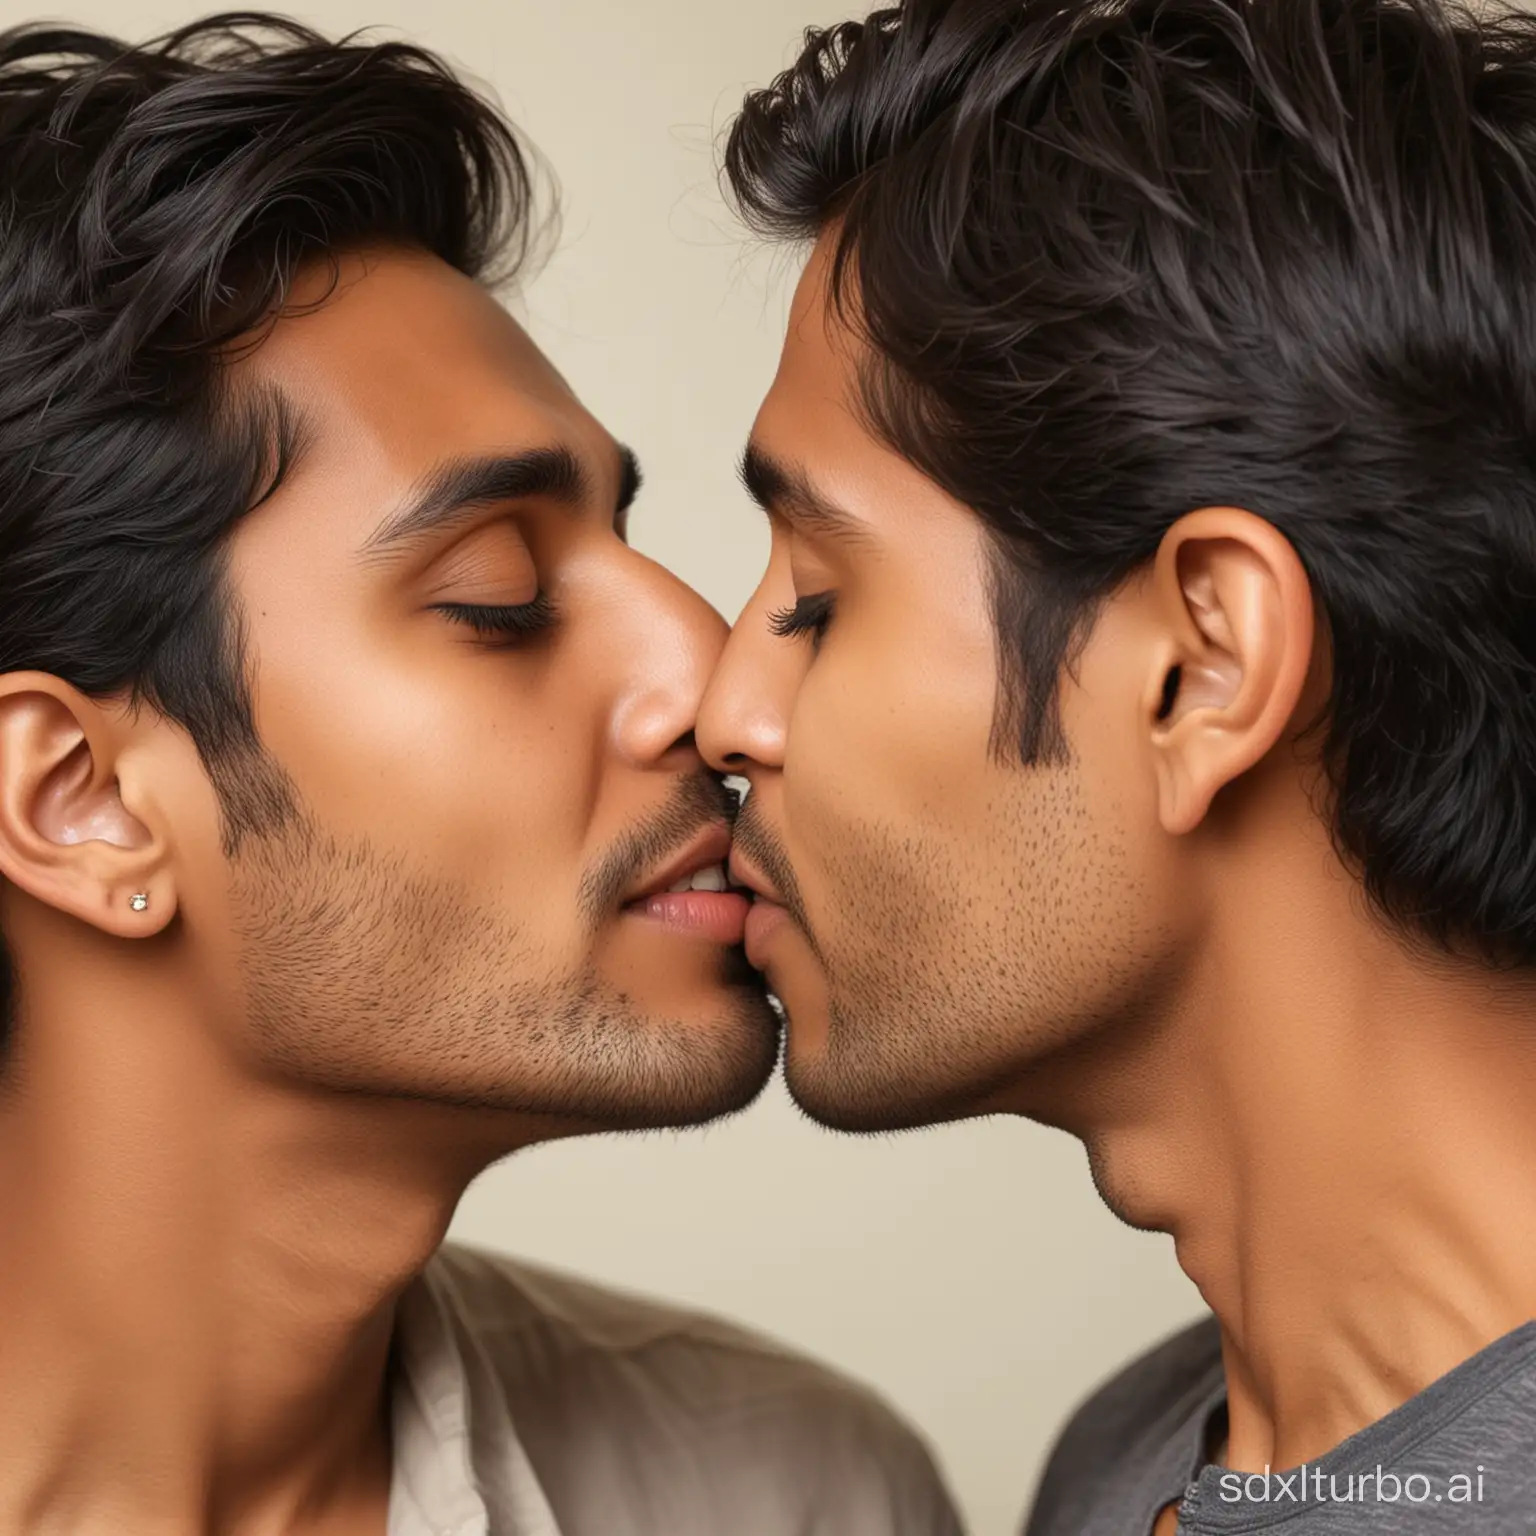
left=129, top=893, right=149, bottom=912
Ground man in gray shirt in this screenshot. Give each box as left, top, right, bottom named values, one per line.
left=1028, top=1317, right=1536, bottom=1534
left=702, top=0, right=1536, bottom=1530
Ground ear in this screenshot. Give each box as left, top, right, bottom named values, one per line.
left=1144, top=509, right=1316, bottom=836
left=0, top=674, right=177, bottom=937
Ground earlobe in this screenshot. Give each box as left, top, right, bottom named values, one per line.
left=0, top=676, right=176, bottom=938
left=1148, top=509, right=1315, bottom=836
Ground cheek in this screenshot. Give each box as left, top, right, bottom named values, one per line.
left=257, top=636, right=602, bottom=906
left=781, top=602, right=1000, bottom=891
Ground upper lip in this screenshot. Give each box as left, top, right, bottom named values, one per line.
left=727, top=849, right=781, bottom=903
left=626, top=822, right=735, bottom=902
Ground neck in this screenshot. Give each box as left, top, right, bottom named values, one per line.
left=0, top=942, right=530, bottom=1536
left=1024, top=776, right=1536, bottom=1473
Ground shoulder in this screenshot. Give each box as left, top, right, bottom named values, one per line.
left=1025, top=1315, right=1223, bottom=1536
left=426, top=1243, right=963, bottom=1536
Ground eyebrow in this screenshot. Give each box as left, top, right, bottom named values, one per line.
left=360, top=442, right=642, bottom=559
left=738, top=441, right=874, bottom=547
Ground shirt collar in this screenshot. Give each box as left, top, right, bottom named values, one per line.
left=387, top=1255, right=564, bottom=1536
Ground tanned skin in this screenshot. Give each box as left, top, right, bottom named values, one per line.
left=0, top=247, right=777, bottom=1536
left=699, top=236, right=1536, bottom=1535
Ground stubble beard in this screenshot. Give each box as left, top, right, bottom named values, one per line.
left=221, top=795, right=780, bottom=1130
left=746, top=777, right=1165, bottom=1137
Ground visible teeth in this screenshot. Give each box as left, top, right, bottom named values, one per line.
left=666, top=864, right=728, bottom=893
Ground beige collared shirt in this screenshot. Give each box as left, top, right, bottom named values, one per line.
left=388, top=1245, right=962, bottom=1536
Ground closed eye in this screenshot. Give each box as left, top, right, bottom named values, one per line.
left=767, top=591, right=836, bottom=646
left=432, top=594, right=558, bottom=646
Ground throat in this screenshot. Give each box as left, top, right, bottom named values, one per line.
left=0, top=1047, right=472, bottom=1536
left=1105, top=1043, right=1536, bottom=1473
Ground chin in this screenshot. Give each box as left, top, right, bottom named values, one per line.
left=778, top=991, right=1025, bottom=1134
left=779, top=1040, right=968, bottom=1134
left=339, top=973, right=783, bottom=1133
left=565, top=982, right=784, bottom=1132
left=781, top=1070, right=952, bottom=1133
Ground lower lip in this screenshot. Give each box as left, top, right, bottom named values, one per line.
left=624, top=891, right=751, bottom=945
left=744, top=899, right=792, bottom=968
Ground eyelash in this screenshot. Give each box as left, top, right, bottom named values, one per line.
left=432, top=593, right=558, bottom=644
left=767, top=591, right=837, bottom=647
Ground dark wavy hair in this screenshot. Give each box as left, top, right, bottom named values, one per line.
left=0, top=12, right=542, bottom=1052
left=725, top=0, right=1536, bottom=970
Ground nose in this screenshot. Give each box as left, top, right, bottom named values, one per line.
left=697, top=573, right=790, bottom=775
left=606, top=548, right=729, bottom=768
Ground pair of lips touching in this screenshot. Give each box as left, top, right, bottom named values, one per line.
left=621, top=821, right=784, bottom=950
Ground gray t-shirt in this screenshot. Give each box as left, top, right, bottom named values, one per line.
left=1024, top=1314, right=1536, bottom=1535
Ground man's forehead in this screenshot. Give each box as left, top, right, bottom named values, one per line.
left=225, top=248, right=618, bottom=557
left=239, top=249, right=592, bottom=486
left=770, top=241, right=868, bottom=416
left=244, top=247, right=574, bottom=426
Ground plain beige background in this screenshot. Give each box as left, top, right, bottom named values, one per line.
left=0, top=0, right=1209, bottom=1530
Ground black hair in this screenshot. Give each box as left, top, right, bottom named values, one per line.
left=0, top=11, right=541, bottom=1052
left=725, top=0, right=1536, bottom=970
